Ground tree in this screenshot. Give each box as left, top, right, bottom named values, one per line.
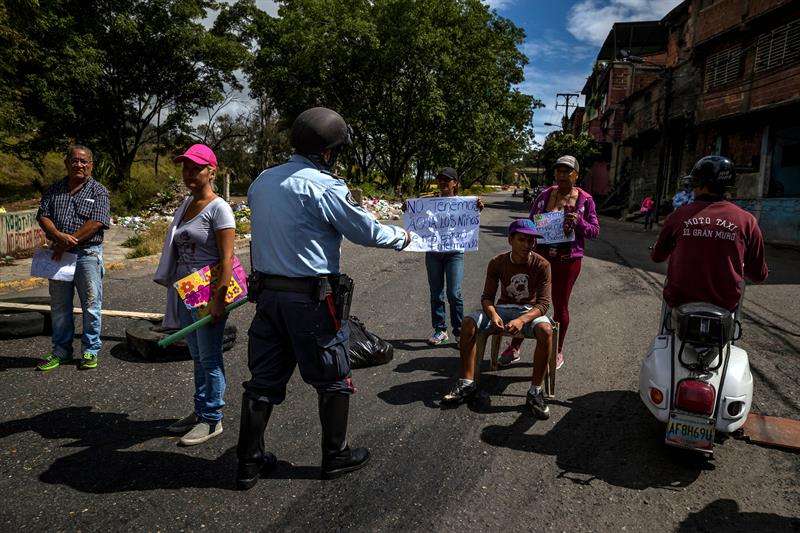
left=539, top=131, right=601, bottom=180
left=248, top=0, right=537, bottom=190
left=1, top=0, right=249, bottom=188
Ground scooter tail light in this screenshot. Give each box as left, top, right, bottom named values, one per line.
left=675, top=379, right=716, bottom=416
left=649, top=387, right=664, bottom=406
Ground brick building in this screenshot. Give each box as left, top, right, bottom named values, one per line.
left=580, top=21, right=667, bottom=200
left=591, top=0, right=800, bottom=244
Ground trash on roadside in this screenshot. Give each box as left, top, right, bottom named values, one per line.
left=362, top=198, right=403, bottom=221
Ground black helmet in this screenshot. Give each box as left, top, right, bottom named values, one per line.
left=290, top=107, right=352, bottom=155
left=690, top=156, right=735, bottom=191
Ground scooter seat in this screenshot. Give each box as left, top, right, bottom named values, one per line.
left=672, top=302, right=734, bottom=346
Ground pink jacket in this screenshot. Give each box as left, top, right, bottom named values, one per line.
left=530, top=186, right=600, bottom=260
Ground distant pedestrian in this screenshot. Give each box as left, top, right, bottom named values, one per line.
left=640, top=196, right=655, bottom=231
left=501, top=155, right=599, bottom=370
left=36, top=145, right=110, bottom=372
left=672, top=176, right=694, bottom=210
left=154, top=144, right=236, bottom=446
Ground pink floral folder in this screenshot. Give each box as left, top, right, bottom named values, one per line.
left=174, top=256, right=248, bottom=317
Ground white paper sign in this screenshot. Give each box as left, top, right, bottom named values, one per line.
left=403, top=196, right=480, bottom=252
left=532, top=211, right=576, bottom=245
left=30, top=249, right=77, bottom=282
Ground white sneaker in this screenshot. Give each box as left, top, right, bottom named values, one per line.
left=179, top=421, right=223, bottom=446
left=427, top=330, right=449, bottom=345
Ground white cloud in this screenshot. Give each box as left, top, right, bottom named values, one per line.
left=521, top=39, right=595, bottom=62
left=255, top=0, right=279, bottom=17
left=567, top=0, right=682, bottom=46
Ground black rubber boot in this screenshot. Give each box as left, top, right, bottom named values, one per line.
left=318, top=393, right=370, bottom=480
left=236, top=394, right=278, bottom=490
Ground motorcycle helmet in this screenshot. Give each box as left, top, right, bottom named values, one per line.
left=291, top=107, right=352, bottom=159
left=690, top=156, right=735, bottom=194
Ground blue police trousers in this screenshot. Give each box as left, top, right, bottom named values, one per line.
left=244, top=289, right=354, bottom=404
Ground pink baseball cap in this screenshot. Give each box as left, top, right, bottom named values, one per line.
left=174, top=144, right=217, bottom=168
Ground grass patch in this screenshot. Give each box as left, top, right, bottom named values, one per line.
left=124, top=220, right=169, bottom=259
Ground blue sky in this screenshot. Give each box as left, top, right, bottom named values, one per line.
left=484, top=0, right=683, bottom=144
left=211, top=1, right=683, bottom=145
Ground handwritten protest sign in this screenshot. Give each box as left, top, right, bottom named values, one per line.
left=174, top=255, right=248, bottom=317
left=532, top=211, right=576, bottom=245
left=31, top=248, right=76, bottom=281
left=403, top=196, right=480, bottom=252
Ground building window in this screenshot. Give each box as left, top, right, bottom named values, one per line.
left=755, top=19, right=800, bottom=73
left=705, top=46, right=743, bottom=90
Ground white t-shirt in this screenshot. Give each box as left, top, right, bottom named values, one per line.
left=173, top=196, right=236, bottom=278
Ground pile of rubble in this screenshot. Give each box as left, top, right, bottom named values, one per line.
left=362, top=198, right=403, bottom=221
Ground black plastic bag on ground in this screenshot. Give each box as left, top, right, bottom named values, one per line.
left=347, top=316, right=394, bottom=369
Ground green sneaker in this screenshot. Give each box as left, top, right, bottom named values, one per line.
left=37, top=354, right=64, bottom=372
left=79, top=353, right=98, bottom=370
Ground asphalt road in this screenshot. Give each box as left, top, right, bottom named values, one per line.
left=1, top=192, right=798, bottom=532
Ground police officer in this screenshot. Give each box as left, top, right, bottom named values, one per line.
left=236, top=107, right=410, bottom=489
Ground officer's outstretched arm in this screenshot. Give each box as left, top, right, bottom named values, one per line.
left=319, top=185, right=408, bottom=250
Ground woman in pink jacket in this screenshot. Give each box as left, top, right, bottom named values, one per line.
left=499, top=155, right=600, bottom=369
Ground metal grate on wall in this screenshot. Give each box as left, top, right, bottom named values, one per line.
left=705, top=46, right=743, bottom=91
left=755, top=19, right=800, bottom=73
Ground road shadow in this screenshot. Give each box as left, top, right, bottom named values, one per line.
left=109, top=341, right=191, bottom=364
left=0, top=355, right=40, bottom=371
left=386, top=339, right=458, bottom=352
left=677, top=498, right=800, bottom=532
left=377, top=355, right=531, bottom=409
left=480, top=390, right=711, bottom=490
left=0, top=406, right=319, bottom=493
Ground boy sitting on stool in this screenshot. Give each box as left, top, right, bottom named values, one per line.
left=442, top=219, right=554, bottom=419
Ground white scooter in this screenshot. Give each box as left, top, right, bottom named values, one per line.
left=639, top=293, right=752, bottom=455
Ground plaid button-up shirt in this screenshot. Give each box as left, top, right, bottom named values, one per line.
left=37, top=177, right=111, bottom=249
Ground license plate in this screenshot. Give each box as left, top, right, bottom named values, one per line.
left=665, top=412, right=715, bottom=452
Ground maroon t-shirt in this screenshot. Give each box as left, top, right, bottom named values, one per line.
left=651, top=199, right=768, bottom=310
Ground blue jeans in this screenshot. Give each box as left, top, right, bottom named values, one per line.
left=49, top=245, right=104, bottom=359
left=178, top=303, right=227, bottom=422
left=425, top=251, right=464, bottom=335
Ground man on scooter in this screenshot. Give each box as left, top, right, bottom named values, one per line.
left=651, top=156, right=768, bottom=311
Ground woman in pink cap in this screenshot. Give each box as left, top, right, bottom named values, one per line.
left=154, top=143, right=236, bottom=446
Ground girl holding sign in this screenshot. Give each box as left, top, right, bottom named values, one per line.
left=154, top=144, right=236, bottom=446
left=500, top=155, right=599, bottom=369
left=405, top=167, right=483, bottom=345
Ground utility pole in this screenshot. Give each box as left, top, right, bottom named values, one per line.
left=556, top=93, right=581, bottom=129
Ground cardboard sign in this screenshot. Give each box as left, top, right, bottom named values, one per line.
left=403, top=196, right=480, bottom=252
left=174, top=255, right=248, bottom=317
left=532, top=211, right=576, bottom=245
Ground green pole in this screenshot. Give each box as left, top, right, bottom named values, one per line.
left=158, top=298, right=249, bottom=348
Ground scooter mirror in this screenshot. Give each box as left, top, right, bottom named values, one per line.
left=733, top=320, right=743, bottom=341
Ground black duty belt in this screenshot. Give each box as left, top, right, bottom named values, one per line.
left=257, top=273, right=332, bottom=295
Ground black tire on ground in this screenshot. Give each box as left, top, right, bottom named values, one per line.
left=0, top=296, right=53, bottom=338
left=125, top=320, right=238, bottom=361
left=0, top=311, right=46, bottom=339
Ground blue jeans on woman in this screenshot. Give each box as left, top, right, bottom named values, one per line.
left=177, top=302, right=228, bottom=423
left=425, top=251, right=464, bottom=335
left=49, top=244, right=104, bottom=359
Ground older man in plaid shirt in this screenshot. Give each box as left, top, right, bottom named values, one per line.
left=36, top=145, right=111, bottom=371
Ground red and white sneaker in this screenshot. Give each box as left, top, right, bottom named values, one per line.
left=556, top=352, right=565, bottom=370
left=498, top=344, right=521, bottom=366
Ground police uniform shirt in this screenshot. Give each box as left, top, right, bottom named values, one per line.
left=248, top=154, right=407, bottom=277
